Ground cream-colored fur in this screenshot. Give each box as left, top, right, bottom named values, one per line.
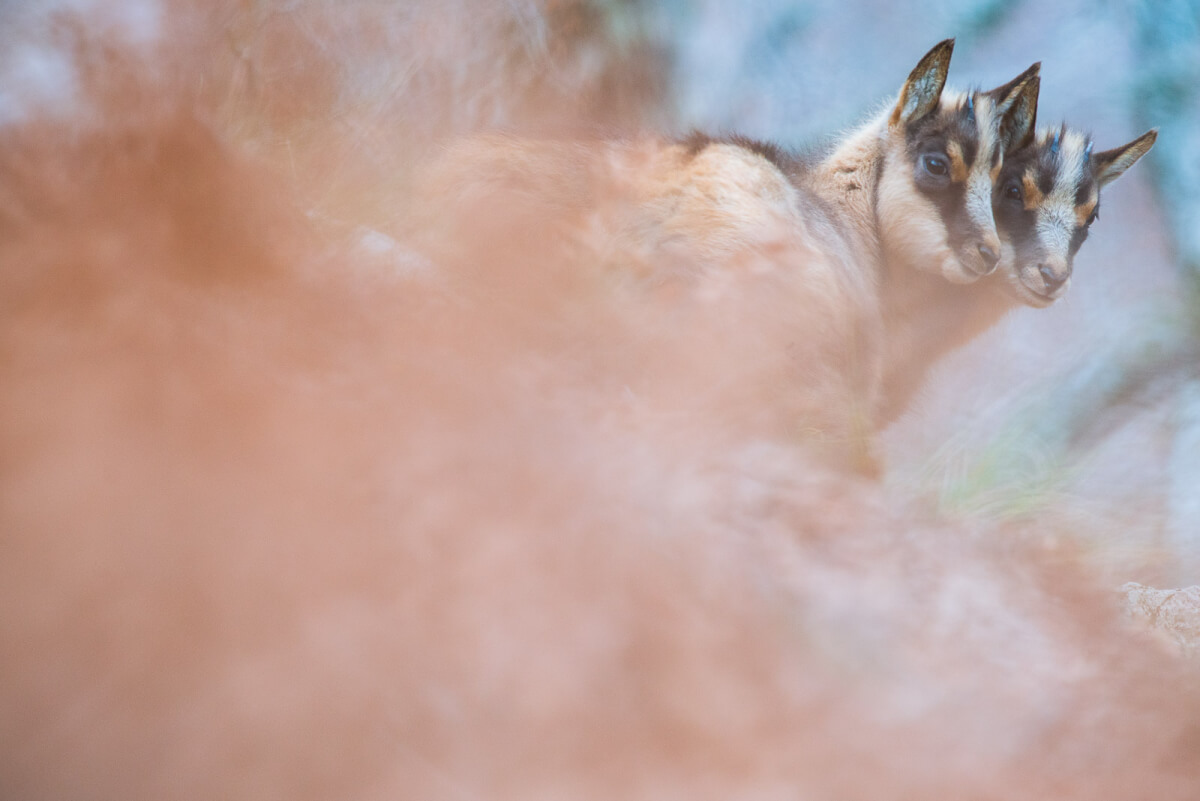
left=411, top=43, right=1039, bottom=470
left=414, top=131, right=878, bottom=471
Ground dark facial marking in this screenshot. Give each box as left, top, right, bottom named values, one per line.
left=997, top=135, right=1102, bottom=279
left=993, top=152, right=1043, bottom=269
left=903, top=100, right=987, bottom=260
left=1036, top=150, right=1056, bottom=196
left=1074, top=176, right=1096, bottom=208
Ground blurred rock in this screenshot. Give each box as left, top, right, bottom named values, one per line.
left=1168, top=379, right=1200, bottom=560
left=1131, top=0, right=1200, bottom=279
left=1123, top=582, right=1200, bottom=657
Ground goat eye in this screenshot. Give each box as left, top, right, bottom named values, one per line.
left=922, top=155, right=949, bottom=177
left=1086, top=209, right=1099, bottom=225
left=1004, top=182, right=1022, bottom=202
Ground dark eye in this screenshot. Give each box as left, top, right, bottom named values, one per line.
left=922, top=155, right=949, bottom=177
left=1003, top=181, right=1022, bottom=204
left=1086, top=209, right=1099, bottom=226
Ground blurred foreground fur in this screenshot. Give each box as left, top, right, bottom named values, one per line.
left=2, top=3, right=1200, bottom=800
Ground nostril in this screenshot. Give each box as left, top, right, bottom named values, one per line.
left=977, top=243, right=999, bottom=271
left=1038, top=263, right=1065, bottom=291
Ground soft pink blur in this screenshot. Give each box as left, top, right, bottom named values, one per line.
left=1, top=3, right=1198, bottom=799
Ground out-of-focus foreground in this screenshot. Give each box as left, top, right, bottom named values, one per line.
left=1, top=2, right=1199, bottom=799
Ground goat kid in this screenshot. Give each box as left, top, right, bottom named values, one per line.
left=416, top=41, right=1040, bottom=473
left=876, top=120, right=1157, bottom=424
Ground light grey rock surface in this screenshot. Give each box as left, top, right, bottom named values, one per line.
left=1122, top=582, right=1200, bottom=657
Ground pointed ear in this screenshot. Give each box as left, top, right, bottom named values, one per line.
left=1092, top=129, right=1158, bottom=187
left=986, top=63, right=1040, bottom=152
left=890, top=39, right=954, bottom=128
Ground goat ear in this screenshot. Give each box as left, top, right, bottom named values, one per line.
left=890, top=39, right=954, bottom=127
left=986, top=63, right=1040, bottom=152
left=1092, top=129, right=1158, bottom=187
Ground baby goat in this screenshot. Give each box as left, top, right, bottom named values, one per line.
left=415, top=41, right=1043, bottom=471
left=876, top=121, right=1157, bottom=423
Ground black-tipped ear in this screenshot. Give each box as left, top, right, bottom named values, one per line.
left=987, top=63, right=1040, bottom=152
left=890, top=39, right=954, bottom=128
left=983, top=62, right=1040, bottom=110
left=1092, top=129, right=1158, bottom=187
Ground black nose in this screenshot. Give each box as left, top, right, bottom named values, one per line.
left=1038, top=263, right=1067, bottom=293
left=977, top=243, right=999, bottom=273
